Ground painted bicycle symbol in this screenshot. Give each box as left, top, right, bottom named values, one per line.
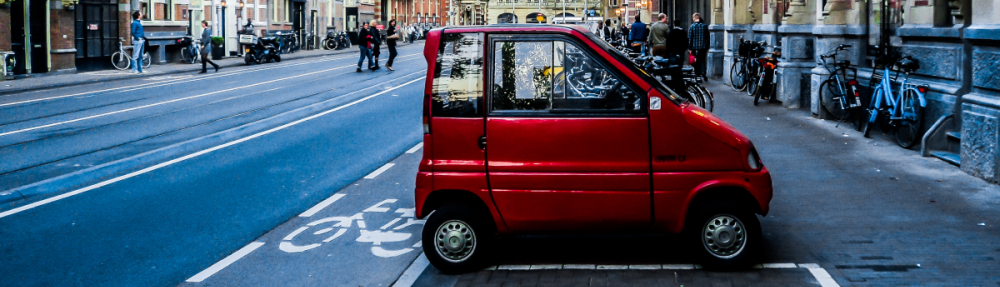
left=279, top=198, right=425, bottom=258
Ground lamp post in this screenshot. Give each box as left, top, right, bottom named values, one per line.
left=221, top=0, right=227, bottom=57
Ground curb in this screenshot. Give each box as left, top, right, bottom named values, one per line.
left=0, top=72, right=424, bottom=206
left=0, top=41, right=423, bottom=95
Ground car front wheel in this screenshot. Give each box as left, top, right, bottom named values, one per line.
left=688, top=202, right=761, bottom=269
left=422, top=205, right=495, bottom=274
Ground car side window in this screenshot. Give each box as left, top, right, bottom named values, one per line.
left=431, top=33, right=484, bottom=117
left=491, top=39, right=642, bottom=114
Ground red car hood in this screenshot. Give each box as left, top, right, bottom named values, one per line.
left=681, top=103, right=751, bottom=150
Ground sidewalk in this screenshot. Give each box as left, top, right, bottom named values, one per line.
left=0, top=41, right=423, bottom=95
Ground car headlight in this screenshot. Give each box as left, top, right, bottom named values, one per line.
left=747, top=146, right=761, bottom=170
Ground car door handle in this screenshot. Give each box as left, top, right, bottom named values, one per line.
left=478, top=136, right=486, bottom=150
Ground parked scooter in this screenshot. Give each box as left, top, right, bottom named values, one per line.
left=240, top=34, right=282, bottom=65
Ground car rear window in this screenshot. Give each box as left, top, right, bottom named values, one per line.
left=431, top=32, right=484, bottom=117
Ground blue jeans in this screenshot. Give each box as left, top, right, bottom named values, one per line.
left=358, top=46, right=373, bottom=68
left=132, top=38, right=145, bottom=73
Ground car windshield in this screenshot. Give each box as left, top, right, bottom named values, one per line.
left=577, top=30, right=686, bottom=105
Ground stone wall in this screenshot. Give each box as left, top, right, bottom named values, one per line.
left=0, top=8, right=10, bottom=51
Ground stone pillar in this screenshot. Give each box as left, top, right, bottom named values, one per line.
left=959, top=0, right=1000, bottom=182
left=775, top=0, right=814, bottom=109
left=708, top=24, right=725, bottom=79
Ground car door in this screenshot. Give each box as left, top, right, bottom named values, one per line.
left=485, top=34, right=651, bottom=232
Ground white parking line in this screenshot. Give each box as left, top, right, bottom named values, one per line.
left=391, top=254, right=430, bottom=287
left=0, top=76, right=425, bottom=219
left=298, top=193, right=347, bottom=217
left=800, top=263, right=841, bottom=287
left=405, top=142, right=423, bottom=154
left=364, top=163, right=395, bottom=179
left=186, top=241, right=265, bottom=283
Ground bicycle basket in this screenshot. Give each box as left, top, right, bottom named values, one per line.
left=738, top=41, right=751, bottom=56
left=176, top=37, right=193, bottom=47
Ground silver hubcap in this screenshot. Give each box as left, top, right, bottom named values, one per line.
left=434, top=220, right=476, bottom=263
left=702, top=214, right=746, bottom=259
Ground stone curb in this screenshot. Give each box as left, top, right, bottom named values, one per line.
left=1, top=41, right=422, bottom=95
left=0, top=71, right=422, bottom=206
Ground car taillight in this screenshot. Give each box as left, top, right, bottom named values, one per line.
left=422, top=94, right=431, bottom=134
left=918, top=86, right=928, bottom=93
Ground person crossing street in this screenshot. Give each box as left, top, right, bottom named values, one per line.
left=357, top=21, right=375, bottom=72
left=369, top=20, right=382, bottom=70
left=385, top=19, right=400, bottom=71
left=199, top=21, right=220, bottom=74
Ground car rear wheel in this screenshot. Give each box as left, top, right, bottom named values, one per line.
left=422, top=205, right=495, bottom=274
left=688, top=201, right=761, bottom=269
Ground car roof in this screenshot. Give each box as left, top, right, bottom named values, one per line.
left=434, top=24, right=591, bottom=34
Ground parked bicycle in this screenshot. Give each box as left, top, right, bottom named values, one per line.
left=111, top=37, right=151, bottom=71
left=633, top=55, right=715, bottom=112
left=729, top=37, right=764, bottom=93
left=863, top=53, right=929, bottom=148
left=819, top=44, right=864, bottom=130
left=177, top=36, right=201, bottom=64
left=750, top=44, right=780, bottom=106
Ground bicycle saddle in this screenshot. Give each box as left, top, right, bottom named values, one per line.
left=896, top=57, right=920, bottom=72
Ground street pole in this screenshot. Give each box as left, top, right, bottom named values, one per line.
left=449, top=0, right=453, bottom=25
left=562, top=0, right=565, bottom=23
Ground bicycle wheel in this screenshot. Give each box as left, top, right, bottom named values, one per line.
left=142, top=52, right=151, bottom=69
left=862, top=88, right=882, bottom=138
left=698, top=84, right=714, bottom=112
left=746, top=63, right=760, bottom=96
left=685, top=83, right=705, bottom=109
left=820, top=79, right=850, bottom=120
left=894, top=89, right=924, bottom=149
left=111, top=52, right=130, bottom=70
left=730, top=59, right=746, bottom=91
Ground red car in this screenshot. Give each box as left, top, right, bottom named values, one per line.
left=414, top=25, right=772, bottom=273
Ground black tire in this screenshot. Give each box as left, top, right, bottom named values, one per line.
left=685, top=84, right=706, bottom=108
left=753, top=87, right=762, bottom=106
left=422, top=205, right=496, bottom=274
left=686, top=200, right=761, bottom=270
left=851, top=109, right=865, bottom=131
left=142, top=52, right=152, bottom=69
left=698, top=85, right=715, bottom=112
left=746, top=64, right=760, bottom=97
left=244, top=54, right=255, bottom=65
left=894, top=89, right=924, bottom=149
left=863, top=109, right=878, bottom=138
left=273, top=55, right=281, bottom=63
left=730, top=59, right=746, bottom=91
left=820, top=79, right=850, bottom=121
left=182, top=48, right=196, bottom=64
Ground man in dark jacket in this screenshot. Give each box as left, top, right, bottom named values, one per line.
left=357, top=21, right=375, bottom=72
left=666, top=20, right=688, bottom=58
left=688, top=13, right=710, bottom=79
left=369, top=20, right=382, bottom=70
left=628, top=15, right=648, bottom=55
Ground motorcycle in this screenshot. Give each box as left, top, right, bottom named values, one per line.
left=323, top=31, right=339, bottom=50
left=240, top=34, right=282, bottom=65
left=336, top=31, right=351, bottom=50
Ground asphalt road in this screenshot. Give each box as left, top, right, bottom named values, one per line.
left=0, top=45, right=429, bottom=286
left=2, top=43, right=999, bottom=287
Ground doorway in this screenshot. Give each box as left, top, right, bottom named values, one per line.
left=75, top=0, right=120, bottom=71
left=10, top=0, right=50, bottom=75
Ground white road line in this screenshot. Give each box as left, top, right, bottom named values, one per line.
left=0, top=77, right=425, bottom=219
left=498, top=265, right=531, bottom=270
left=0, top=64, right=354, bottom=137
left=799, top=263, right=841, bottom=287
left=390, top=254, right=430, bottom=287
left=185, top=241, right=265, bottom=283
left=298, top=193, right=346, bottom=217
left=661, top=264, right=697, bottom=270
left=405, top=142, right=423, bottom=154
left=364, top=163, right=395, bottom=179
left=758, top=263, right=799, bottom=269
left=0, top=53, right=423, bottom=107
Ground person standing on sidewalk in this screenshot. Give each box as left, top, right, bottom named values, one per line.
left=357, top=21, right=375, bottom=72
left=385, top=19, right=399, bottom=71
left=369, top=20, right=382, bottom=70
left=628, top=15, right=648, bottom=56
left=130, top=11, right=146, bottom=74
left=648, top=14, right=669, bottom=58
left=688, top=13, right=710, bottom=80
left=199, top=21, right=220, bottom=74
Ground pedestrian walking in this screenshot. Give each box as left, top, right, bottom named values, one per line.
left=369, top=20, right=382, bottom=70
left=385, top=19, right=400, bottom=71
left=603, top=19, right=614, bottom=42
left=357, top=21, right=375, bottom=72
left=199, top=21, right=220, bottom=73
left=130, top=11, right=146, bottom=74
left=628, top=15, right=648, bottom=55
left=649, top=13, right=670, bottom=58
left=667, top=19, right=688, bottom=59
left=688, top=13, right=710, bottom=80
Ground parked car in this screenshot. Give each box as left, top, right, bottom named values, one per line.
left=414, top=25, right=774, bottom=274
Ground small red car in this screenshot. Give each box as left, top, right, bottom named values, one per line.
left=414, top=25, right=772, bottom=273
